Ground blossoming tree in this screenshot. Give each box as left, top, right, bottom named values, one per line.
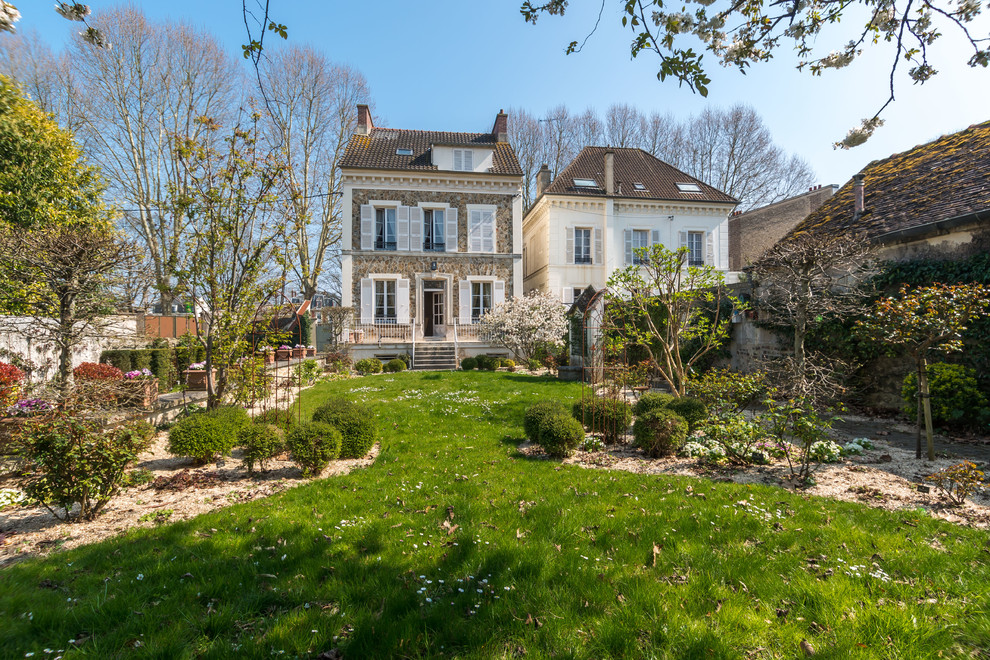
left=478, top=290, right=568, bottom=363
left=858, top=283, right=990, bottom=461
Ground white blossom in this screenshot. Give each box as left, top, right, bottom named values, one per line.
left=477, top=290, right=568, bottom=362
left=956, top=0, right=982, bottom=21
left=834, top=117, right=885, bottom=150
left=80, top=26, right=110, bottom=49
left=0, top=2, right=20, bottom=34
left=54, top=2, right=90, bottom=22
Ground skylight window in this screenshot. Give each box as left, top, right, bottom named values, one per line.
left=396, top=148, right=414, bottom=156
left=573, top=178, right=597, bottom=188
left=676, top=182, right=702, bottom=193
left=633, top=182, right=647, bottom=191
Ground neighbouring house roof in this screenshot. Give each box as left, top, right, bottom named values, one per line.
left=543, top=146, right=737, bottom=204
left=340, top=127, right=522, bottom=176
left=789, top=120, right=990, bottom=240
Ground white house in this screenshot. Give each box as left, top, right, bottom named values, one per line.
left=522, top=147, right=738, bottom=302
left=339, top=105, right=523, bottom=368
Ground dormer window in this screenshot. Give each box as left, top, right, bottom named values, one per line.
left=573, top=178, right=597, bottom=188
left=396, top=148, right=413, bottom=156
left=676, top=182, right=702, bottom=193
left=453, top=149, right=474, bottom=171
left=633, top=182, right=647, bottom=191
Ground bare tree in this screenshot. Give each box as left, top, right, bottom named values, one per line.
left=0, top=29, right=81, bottom=133
left=507, top=107, right=545, bottom=211
left=605, top=103, right=641, bottom=148
left=573, top=107, right=604, bottom=148
left=69, top=7, right=241, bottom=310
left=750, top=232, right=877, bottom=398
left=639, top=111, right=684, bottom=167
left=258, top=46, right=370, bottom=303
left=539, top=104, right=577, bottom=179
left=0, top=226, right=139, bottom=397
left=682, top=105, right=815, bottom=210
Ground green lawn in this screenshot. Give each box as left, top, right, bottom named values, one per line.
left=1, top=371, right=988, bottom=658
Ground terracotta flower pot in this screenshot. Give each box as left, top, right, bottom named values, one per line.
left=292, top=347, right=305, bottom=359
left=119, top=379, right=159, bottom=407
left=276, top=349, right=291, bottom=361
left=306, top=348, right=316, bottom=357
left=183, top=369, right=216, bottom=392
left=258, top=351, right=275, bottom=365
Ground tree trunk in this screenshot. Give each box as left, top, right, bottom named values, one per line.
left=918, top=355, right=936, bottom=461
left=915, top=362, right=923, bottom=460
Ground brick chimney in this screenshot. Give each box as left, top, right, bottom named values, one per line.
left=605, top=150, right=615, bottom=196
left=356, top=104, right=373, bottom=135
left=536, top=164, right=551, bottom=197
left=492, top=109, right=508, bottom=142
left=853, top=173, right=865, bottom=218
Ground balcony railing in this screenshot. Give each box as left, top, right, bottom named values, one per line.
left=347, top=322, right=412, bottom=344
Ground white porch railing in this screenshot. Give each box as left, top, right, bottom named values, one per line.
left=341, top=319, right=491, bottom=345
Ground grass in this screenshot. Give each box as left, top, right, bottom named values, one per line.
left=1, top=371, right=989, bottom=658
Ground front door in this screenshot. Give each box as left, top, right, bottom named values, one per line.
left=422, top=280, right=446, bottom=338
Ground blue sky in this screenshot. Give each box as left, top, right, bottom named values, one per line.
left=12, top=0, right=990, bottom=188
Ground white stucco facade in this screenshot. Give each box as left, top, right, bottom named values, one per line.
left=523, top=195, right=736, bottom=303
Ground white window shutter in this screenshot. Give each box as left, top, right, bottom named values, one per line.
left=483, top=211, right=495, bottom=253
left=360, top=205, right=374, bottom=250
left=493, top=280, right=505, bottom=307
left=360, top=278, right=373, bottom=324
left=459, top=280, right=471, bottom=324
left=651, top=229, right=660, bottom=246
left=409, top=207, right=423, bottom=251
left=468, top=210, right=481, bottom=253
left=624, top=229, right=633, bottom=265
left=593, top=227, right=603, bottom=265
left=678, top=230, right=688, bottom=250
left=397, top=206, right=410, bottom=251
left=463, top=150, right=473, bottom=171
left=706, top=231, right=715, bottom=266
left=446, top=208, right=458, bottom=252
left=396, top=278, right=410, bottom=323
left=565, top=227, right=574, bottom=264
left=562, top=287, right=573, bottom=304
left=454, top=150, right=462, bottom=171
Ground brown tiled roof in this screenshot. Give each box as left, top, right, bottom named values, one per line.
left=789, top=120, right=990, bottom=240
left=543, top=146, right=737, bottom=204
left=340, top=127, right=522, bottom=176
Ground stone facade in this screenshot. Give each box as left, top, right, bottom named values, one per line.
left=351, top=188, right=515, bottom=255
left=728, top=186, right=836, bottom=270
left=350, top=254, right=514, bottom=321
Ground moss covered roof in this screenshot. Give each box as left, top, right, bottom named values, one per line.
left=789, top=120, right=990, bottom=240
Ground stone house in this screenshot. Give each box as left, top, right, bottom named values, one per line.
left=522, top=147, right=737, bottom=303
left=339, top=105, right=523, bottom=368
left=732, top=120, right=990, bottom=407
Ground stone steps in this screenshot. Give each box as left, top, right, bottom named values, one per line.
left=412, top=344, right=458, bottom=371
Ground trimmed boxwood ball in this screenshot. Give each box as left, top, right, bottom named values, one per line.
left=537, top=412, right=585, bottom=458
left=633, top=409, right=688, bottom=458
left=523, top=400, right=567, bottom=443
left=238, top=423, right=285, bottom=473
left=312, top=397, right=377, bottom=458
left=286, top=422, right=342, bottom=476
left=572, top=397, right=632, bottom=443
left=354, top=358, right=383, bottom=375
left=385, top=358, right=406, bottom=373
left=461, top=357, right=478, bottom=371
left=665, top=397, right=709, bottom=432
left=254, top=408, right=297, bottom=433
left=168, top=414, right=236, bottom=463
left=633, top=392, right=675, bottom=416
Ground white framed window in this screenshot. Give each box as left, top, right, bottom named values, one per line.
left=468, top=206, right=495, bottom=253
left=574, top=227, right=592, bottom=264
left=632, top=229, right=649, bottom=264
left=374, top=280, right=396, bottom=322
left=453, top=149, right=474, bottom=171
left=572, top=287, right=584, bottom=302
left=424, top=208, right=445, bottom=251
left=471, top=281, right=492, bottom=321
left=687, top=230, right=705, bottom=266
left=375, top=207, right=396, bottom=251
